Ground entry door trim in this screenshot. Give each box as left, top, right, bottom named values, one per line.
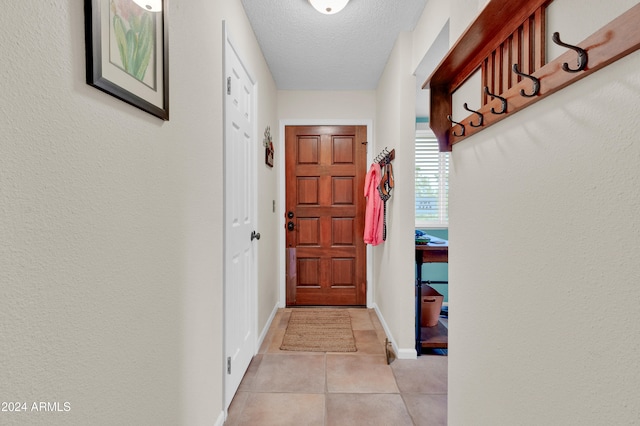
left=278, top=119, right=374, bottom=308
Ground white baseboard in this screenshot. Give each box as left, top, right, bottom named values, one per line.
left=371, top=303, right=417, bottom=360
left=397, top=348, right=418, bottom=359
left=256, top=303, right=279, bottom=354
left=215, top=411, right=225, bottom=426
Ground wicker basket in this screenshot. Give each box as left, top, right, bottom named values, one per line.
left=420, top=284, right=444, bottom=327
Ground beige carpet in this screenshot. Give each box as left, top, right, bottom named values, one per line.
left=280, top=309, right=357, bottom=352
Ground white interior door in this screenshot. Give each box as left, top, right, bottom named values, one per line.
left=224, top=25, right=257, bottom=410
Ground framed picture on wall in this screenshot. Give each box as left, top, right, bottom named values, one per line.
left=264, top=126, right=274, bottom=167
left=84, top=0, right=169, bottom=120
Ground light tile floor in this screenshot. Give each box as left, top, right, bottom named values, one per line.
left=225, top=308, right=447, bottom=426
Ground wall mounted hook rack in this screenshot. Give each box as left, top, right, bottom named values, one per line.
left=423, top=0, right=640, bottom=151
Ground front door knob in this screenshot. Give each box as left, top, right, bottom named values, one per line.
left=287, top=221, right=295, bottom=231
left=251, top=231, right=261, bottom=241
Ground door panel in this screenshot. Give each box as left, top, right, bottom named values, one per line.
left=224, top=33, right=255, bottom=409
left=285, top=125, right=367, bottom=306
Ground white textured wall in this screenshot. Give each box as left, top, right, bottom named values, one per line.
left=0, top=1, right=277, bottom=425
left=278, top=90, right=376, bottom=120
left=447, top=0, right=640, bottom=424
left=374, top=32, right=418, bottom=356
left=448, top=0, right=481, bottom=43
left=411, top=0, right=450, bottom=73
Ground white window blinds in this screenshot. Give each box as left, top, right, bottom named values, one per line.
left=415, top=130, right=449, bottom=227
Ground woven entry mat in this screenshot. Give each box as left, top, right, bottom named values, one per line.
left=280, top=309, right=357, bottom=352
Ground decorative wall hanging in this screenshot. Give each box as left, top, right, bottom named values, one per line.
left=423, top=0, right=640, bottom=151
left=85, top=0, right=170, bottom=120
left=376, top=147, right=395, bottom=241
left=263, top=126, right=274, bottom=167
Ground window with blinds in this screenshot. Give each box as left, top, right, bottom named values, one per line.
left=415, top=130, right=449, bottom=227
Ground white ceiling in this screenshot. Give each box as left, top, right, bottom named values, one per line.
left=240, top=0, right=429, bottom=91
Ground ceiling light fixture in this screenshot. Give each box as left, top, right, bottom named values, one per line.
left=132, top=0, right=162, bottom=12
left=308, top=0, right=349, bottom=15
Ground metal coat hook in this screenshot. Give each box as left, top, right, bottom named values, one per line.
left=375, top=147, right=395, bottom=165
left=552, top=32, right=588, bottom=73
left=484, top=86, right=508, bottom=114
left=447, top=115, right=465, bottom=137
left=463, top=103, right=484, bottom=127
left=375, top=147, right=390, bottom=164
left=512, top=64, right=540, bottom=97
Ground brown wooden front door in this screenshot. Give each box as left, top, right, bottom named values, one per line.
left=285, top=125, right=367, bottom=306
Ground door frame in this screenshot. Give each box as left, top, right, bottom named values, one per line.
left=222, top=21, right=258, bottom=412
left=278, top=119, right=374, bottom=308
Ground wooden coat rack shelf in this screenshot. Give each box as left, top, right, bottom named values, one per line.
left=423, top=0, right=640, bottom=152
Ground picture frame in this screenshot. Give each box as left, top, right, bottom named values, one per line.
left=265, top=145, right=274, bottom=167
left=84, top=0, right=169, bottom=120
left=263, top=126, right=274, bottom=167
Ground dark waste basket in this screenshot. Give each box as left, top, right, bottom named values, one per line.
left=420, top=284, right=444, bottom=327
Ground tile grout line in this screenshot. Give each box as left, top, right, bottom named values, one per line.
left=324, top=353, right=328, bottom=426
left=227, top=308, right=447, bottom=425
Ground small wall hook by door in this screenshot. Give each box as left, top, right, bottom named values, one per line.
left=447, top=115, right=465, bottom=137
left=484, top=87, right=508, bottom=114
left=374, top=147, right=390, bottom=164
left=512, top=64, right=540, bottom=97
left=463, top=103, right=484, bottom=127
left=552, top=32, right=588, bottom=73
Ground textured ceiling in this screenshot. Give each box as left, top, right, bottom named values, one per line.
left=241, top=0, right=428, bottom=90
